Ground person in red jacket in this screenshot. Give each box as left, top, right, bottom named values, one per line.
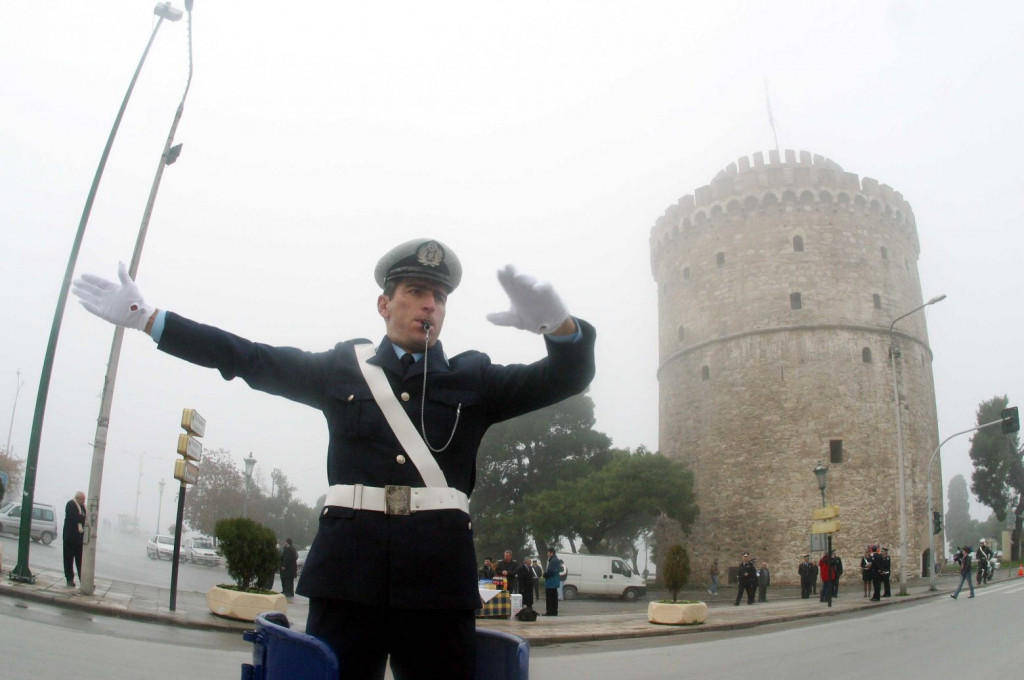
left=818, top=552, right=832, bottom=602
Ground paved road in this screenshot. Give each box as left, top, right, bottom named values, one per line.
left=4, top=579, right=1020, bottom=679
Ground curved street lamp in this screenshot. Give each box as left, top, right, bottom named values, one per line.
left=12, top=2, right=187, bottom=585
left=889, top=293, right=946, bottom=596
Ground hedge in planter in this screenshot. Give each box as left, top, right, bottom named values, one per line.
left=214, top=517, right=280, bottom=592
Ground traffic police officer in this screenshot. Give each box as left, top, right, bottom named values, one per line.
left=72, top=238, right=597, bottom=680
left=735, top=552, right=757, bottom=605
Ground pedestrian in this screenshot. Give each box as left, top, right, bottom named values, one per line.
left=530, top=557, right=543, bottom=602
left=798, top=555, right=815, bottom=599
left=72, top=239, right=595, bottom=680
left=479, top=557, right=496, bottom=581
left=950, top=545, right=975, bottom=599
left=543, top=547, right=563, bottom=616
left=830, top=551, right=843, bottom=598
left=818, top=552, right=832, bottom=602
left=811, top=558, right=819, bottom=595
left=280, top=538, right=298, bottom=601
left=976, top=540, right=993, bottom=585
left=734, top=552, right=757, bottom=606
left=495, top=549, right=519, bottom=593
left=708, top=558, right=719, bottom=596
left=860, top=546, right=873, bottom=598
left=869, top=545, right=884, bottom=601
left=62, top=491, right=86, bottom=588
left=515, top=558, right=535, bottom=609
left=881, top=547, right=892, bottom=597
left=756, top=560, right=771, bottom=602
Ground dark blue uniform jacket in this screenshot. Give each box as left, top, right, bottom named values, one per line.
left=157, top=312, right=596, bottom=610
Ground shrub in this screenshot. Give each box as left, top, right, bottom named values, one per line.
left=214, top=517, right=279, bottom=592
left=662, top=544, right=691, bottom=602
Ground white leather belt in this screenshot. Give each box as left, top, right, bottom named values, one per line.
left=324, top=484, right=469, bottom=516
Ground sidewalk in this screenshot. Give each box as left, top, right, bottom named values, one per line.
left=0, top=555, right=989, bottom=647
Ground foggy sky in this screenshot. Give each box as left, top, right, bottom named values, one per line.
left=2, top=1, right=1022, bottom=537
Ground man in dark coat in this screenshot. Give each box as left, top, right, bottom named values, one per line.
left=530, top=557, right=543, bottom=601
left=734, top=552, right=757, bottom=605
left=514, top=557, right=535, bottom=608
left=798, top=555, right=815, bottom=599
left=869, top=545, right=884, bottom=601
left=62, top=491, right=86, bottom=587
left=495, top=550, right=519, bottom=593
left=881, top=547, right=892, bottom=597
left=280, top=537, right=299, bottom=600
left=72, top=239, right=596, bottom=680
left=478, top=557, right=496, bottom=580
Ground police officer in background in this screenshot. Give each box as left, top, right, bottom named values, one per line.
left=798, top=555, right=815, bottom=599
left=734, top=552, right=757, bottom=605
left=72, top=238, right=596, bottom=680
left=976, top=540, right=993, bottom=584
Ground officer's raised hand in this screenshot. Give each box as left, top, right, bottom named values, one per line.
left=486, top=265, right=575, bottom=335
left=72, top=262, right=156, bottom=332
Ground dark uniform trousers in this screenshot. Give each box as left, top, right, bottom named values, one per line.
left=156, top=312, right=596, bottom=679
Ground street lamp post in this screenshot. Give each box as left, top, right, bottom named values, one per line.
left=156, top=478, right=166, bottom=535
left=243, top=452, right=257, bottom=518
left=79, top=1, right=194, bottom=597
left=889, top=293, right=946, bottom=596
left=813, top=461, right=833, bottom=608
left=11, top=1, right=185, bottom=586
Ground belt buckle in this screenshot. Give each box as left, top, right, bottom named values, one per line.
left=385, top=485, right=412, bottom=515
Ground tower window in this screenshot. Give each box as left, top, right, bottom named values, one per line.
left=677, top=325, right=685, bottom=342
left=830, top=439, right=843, bottom=464
left=701, top=365, right=710, bottom=381
left=716, top=252, right=725, bottom=267
left=881, top=246, right=888, bottom=260
left=873, top=294, right=882, bottom=309
left=790, top=292, right=802, bottom=310
left=862, top=347, right=872, bottom=363
left=793, top=235, right=804, bottom=252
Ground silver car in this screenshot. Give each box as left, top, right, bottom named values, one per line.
left=0, top=501, right=59, bottom=545
left=183, top=537, right=221, bottom=566
left=146, top=534, right=180, bottom=560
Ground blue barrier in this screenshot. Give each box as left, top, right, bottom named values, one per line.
left=241, top=612, right=529, bottom=680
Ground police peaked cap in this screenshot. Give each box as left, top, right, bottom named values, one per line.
left=374, top=238, right=462, bottom=292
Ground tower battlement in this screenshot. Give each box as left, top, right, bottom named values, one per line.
left=650, top=150, right=917, bottom=266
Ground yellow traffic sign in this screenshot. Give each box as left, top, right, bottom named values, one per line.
left=176, top=434, right=203, bottom=462
left=811, top=519, right=840, bottom=534
left=174, top=459, right=200, bottom=485
left=181, top=408, right=206, bottom=438
left=812, top=506, right=840, bottom=520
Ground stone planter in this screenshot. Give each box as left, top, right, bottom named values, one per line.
left=206, top=585, right=287, bottom=622
left=647, top=600, right=708, bottom=625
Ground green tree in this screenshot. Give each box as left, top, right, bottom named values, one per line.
left=214, top=517, right=280, bottom=592
left=944, top=475, right=977, bottom=555
left=0, top=446, right=25, bottom=503
left=471, top=393, right=613, bottom=561
left=185, top=448, right=245, bottom=537
left=968, top=396, right=1024, bottom=560
left=258, top=468, right=318, bottom=549
left=526, top=448, right=698, bottom=559
left=661, top=544, right=690, bottom=602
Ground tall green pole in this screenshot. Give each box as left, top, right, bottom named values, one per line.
left=10, top=10, right=173, bottom=583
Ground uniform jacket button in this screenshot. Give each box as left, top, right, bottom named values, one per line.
left=400, top=392, right=410, bottom=401
left=347, top=394, right=354, bottom=401
left=396, top=454, right=406, bottom=464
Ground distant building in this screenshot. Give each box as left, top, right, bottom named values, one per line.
left=650, top=149, right=941, bottom=583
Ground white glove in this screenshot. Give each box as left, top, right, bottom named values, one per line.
left=486, top=264, right=569, bottom=334
left=72, top=262, right=155, bottom=331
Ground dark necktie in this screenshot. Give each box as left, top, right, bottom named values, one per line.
left=400, top=353, right=415, bottom=373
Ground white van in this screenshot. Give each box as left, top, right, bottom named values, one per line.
left=559, top=553, right=647, bottom=601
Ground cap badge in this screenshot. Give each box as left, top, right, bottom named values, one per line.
left=417, top=241, right=445, bottom=268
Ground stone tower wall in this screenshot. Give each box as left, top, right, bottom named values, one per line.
left=650, top=149, right=942, bottom=585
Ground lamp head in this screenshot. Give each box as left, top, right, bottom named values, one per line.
left=244, top=452, right=257, bottom=478
left=813, top=461, right=828, bottom=491
left=154, top=2, right=184, bottom=21
left=926, top=294, right=947, bottom=306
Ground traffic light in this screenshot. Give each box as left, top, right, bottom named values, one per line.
left=932, top=511, right=943, bottom=535
left=1002, top=406, right=1020, bottom=434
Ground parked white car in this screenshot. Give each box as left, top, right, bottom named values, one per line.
left=183, top=537, right=220, bottom=566
left=146, top=534, right=180, bottom=560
